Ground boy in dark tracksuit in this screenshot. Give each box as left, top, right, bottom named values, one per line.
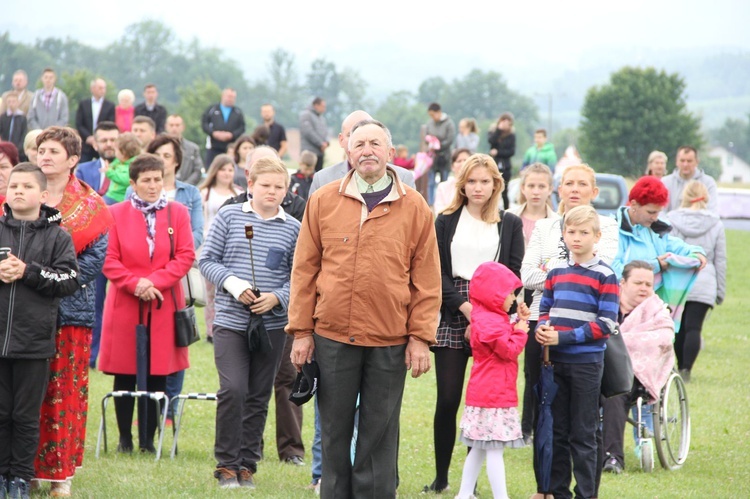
left=0, top=164, right=80, bottom=499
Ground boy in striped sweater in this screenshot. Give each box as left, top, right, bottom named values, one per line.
left=199, top=156, right=301, bottom=490
left=535, top=205, right=619, bottom=499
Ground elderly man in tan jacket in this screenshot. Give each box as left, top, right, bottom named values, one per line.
left=288, top=119, right=441, bottom=499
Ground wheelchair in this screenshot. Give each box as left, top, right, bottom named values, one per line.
left=626, top=370, right=691, bottom=472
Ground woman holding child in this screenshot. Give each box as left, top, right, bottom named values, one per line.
left=34, top=127, right=114, bottom=497
left=424, top=153, right=524, bottom=494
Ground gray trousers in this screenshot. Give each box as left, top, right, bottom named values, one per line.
left=315, top=335, right=407, bottom=499
left=213, top=325, right=286, bottom=473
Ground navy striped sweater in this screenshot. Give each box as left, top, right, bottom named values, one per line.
left=199, top=203, right=301, bottom=332
left=538, top=257, right=619, bottom=363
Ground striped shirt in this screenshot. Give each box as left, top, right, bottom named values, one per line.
left=538, top=256, right=619, bottom=363
left=199, top=202, right=301, bottom=332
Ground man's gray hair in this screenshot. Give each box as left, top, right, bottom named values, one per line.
left=350, top=119, right=393, bottom=148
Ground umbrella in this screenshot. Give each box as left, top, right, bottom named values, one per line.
left=136, top=300, right=151, bottom=449
left=534, top=345, right=558, bottom=494
left=246, top=313, right=272, bottom=353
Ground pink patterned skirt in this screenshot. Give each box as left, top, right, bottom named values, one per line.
left=459, top=406, right=526, bottom=450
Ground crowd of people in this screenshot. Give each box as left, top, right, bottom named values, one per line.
left=0, top=68, right=728, bottom=499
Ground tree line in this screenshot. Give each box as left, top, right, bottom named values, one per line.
left=1, top=21, right=725, bottom=179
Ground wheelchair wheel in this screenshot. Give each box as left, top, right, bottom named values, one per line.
left=639, top=439, right=654, bottom=473
left=653, top=371, right=690, bottom=470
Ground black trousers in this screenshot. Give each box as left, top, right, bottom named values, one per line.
left=273, top=334, right=305, bottom=460
left=534, top=361, right=603, bottom=499
left=675, top=301, right=711, bottom=371
left=522, top=319, right=541, bottom=437
left=0, top=358, right=49, bottom=481
left=213, top=326, right=286, bottom=473
left=112, top=374, right=167, bottom=449
left=315, top=335, right=406, bottom=499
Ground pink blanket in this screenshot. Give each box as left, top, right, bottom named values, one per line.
left=620, top=294, right=676, bottom=403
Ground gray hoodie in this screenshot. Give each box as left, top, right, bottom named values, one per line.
left=667, top=208, right=726, bottom=306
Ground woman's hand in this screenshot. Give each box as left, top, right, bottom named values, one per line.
left=135, top=278, right=155, bottom=298
left=464, top=324, right=472, bottom=342
left=657, top=254, right=669, bottom=272
left=139, top=286, right=163, bottom=302
left=458, top=301, right=473, bottom=322
left=249, top=292, right=280, bottom=315
left=696, top=253, right=707, bottom=270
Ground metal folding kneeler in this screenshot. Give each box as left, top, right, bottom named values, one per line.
left=170, top=392, right=218, bottom=459
left=95, top=390, right=170, bottom=461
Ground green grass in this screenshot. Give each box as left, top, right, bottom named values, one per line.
left=59, top=231, right=750, bottom=498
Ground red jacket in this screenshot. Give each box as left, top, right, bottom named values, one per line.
left=99, top=201, right=195, bottom=376
left=465, top=261, right=526, bottom=408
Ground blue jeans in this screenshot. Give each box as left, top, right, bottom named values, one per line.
left=166, top=370, right=185, bottom=418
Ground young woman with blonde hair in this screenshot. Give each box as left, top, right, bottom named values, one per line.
left=424, top=153, right=525, bottom=494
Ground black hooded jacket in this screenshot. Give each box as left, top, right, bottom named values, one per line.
left=0, top=204, right=80, bottom=359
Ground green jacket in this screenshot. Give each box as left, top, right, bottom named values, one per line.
left=522, top=142, right=557, bottom=168
left=104, top=157, right=134, bottom=202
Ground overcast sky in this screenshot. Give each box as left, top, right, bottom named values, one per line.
left=3, top=0, right=749, bottom=94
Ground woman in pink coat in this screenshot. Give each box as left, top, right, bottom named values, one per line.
left=99, top=153, right=195, bottom=453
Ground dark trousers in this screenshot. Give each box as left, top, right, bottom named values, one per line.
left=112, top=374, right=167, bottom=449
left=431, top=347, right=470, bottom=486
left=522, top=320, right=541, bottom=437
left=601, top=392, right=629, bottom=466
left=273, top=334, right=304, bottom=460
left=541, top=361, right=603, bottom=499
left=213, top=325, right=286, bottom=473
left=0, top=358, right=49, bottom=481
left=90, top=272, right=108, bottom=368
left=314, top=152, right=325, bottom=172
left=500, top=165, right=512, bottom=209
left=315, top=335, right=406, bottom=499
left=675, top=301, right=711, bottom=372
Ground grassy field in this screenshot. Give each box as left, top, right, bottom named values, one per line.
left=56, top=231, right=750, bottom=498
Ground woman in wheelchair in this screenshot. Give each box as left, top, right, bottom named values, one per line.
left=601, top=260, right=675, bottom=473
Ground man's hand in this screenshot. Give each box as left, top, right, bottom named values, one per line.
left=237, top=288, right=257, bottom=306
left=535, top=324, right=559, bottom=346
left=291, top=336, right=315, bottom=372
left=85, top=136, right=96, bottom=147
left=405, top=336, right=431, bottom=378
left=0, top=254, right=25, bottom=283
left=249, top=292, right=280, bottom=315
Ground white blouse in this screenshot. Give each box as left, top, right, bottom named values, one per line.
left=451, top=206, right=500, bottom=280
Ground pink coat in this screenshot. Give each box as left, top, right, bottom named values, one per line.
left=99, top=201, right=195, bottom=376
left=465, top=262, right=527, bottom=408
left=621, top=294, right=675, bottom=402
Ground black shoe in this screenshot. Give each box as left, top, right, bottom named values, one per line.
left=117, top=437, right=133, bottom=454
left=284, top=455, right=305, bottom=466
left=603, top=457, right=623, bottom=474
left=8, top=477, right=30, bottom=499
left=140, top=444, right=156, bottom=454
left=421, top=479, right=449, bottom=494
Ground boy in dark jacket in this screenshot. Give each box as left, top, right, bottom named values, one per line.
left=0, top=163, right=80, bottom=499
left=290, top=150, right=317, bottom=201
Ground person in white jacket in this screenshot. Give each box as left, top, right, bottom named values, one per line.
left=522, top=164, right=618, bottom=499
left=667, top=181, right=726, bottom=382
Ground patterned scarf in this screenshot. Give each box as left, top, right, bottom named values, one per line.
left=130, top=191, right=168, bottom=258
left=57, top=175, right=114, bottom=254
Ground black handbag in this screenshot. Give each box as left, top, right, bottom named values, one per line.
left=601, top=326, right=633, bottom=398
left=167, top=204, right=200, bottom=347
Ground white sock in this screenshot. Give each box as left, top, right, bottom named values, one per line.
left=457, top=446, right=485, bottom=498
left=486, top=447, right=508, bottom=499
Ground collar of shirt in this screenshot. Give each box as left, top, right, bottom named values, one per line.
left=567, top=255, right=600, bottom=268
left=241, top=200, right=286, bottom=220
left=92, top=96, right=103, bottom=104
left=353, top=170, right=392, bottom=193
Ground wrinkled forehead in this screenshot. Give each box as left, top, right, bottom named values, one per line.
left=349, top=124, right=387, bottom=145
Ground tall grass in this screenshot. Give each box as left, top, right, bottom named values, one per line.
left=61, top=230, right=750, bottom=498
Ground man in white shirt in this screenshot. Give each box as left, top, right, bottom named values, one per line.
left=75, top=78, right=115, bottom=162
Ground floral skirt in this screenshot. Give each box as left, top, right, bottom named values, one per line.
left=459, top=405, right=526, bottom=450
left=35, top=326, right=92, bottom=481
